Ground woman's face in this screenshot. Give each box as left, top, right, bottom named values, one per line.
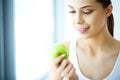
left=68, top=0, right=108, bottom=39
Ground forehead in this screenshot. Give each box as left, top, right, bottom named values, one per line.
left=67, top=0, right=101, bottom=8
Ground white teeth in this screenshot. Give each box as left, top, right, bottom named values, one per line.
left=79, top=28, right=84, bottom=30
left=80, top=27, right=87, bottom=29
left=79, top=27, right=89, bottom=29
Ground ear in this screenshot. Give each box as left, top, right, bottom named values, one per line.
left=106, top=4, right=113, bottom=17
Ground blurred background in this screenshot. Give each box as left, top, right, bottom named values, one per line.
left=14, top=0, right=120, bottom=79
left=0, top=0, right=120, bottom=80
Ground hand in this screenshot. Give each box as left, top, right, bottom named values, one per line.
left=54, top=55, right=79, bottom=80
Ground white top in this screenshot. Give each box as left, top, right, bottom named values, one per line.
left=69, top=38, right=120, bottom=80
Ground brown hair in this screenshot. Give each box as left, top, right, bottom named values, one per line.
left=96, top=0, right=114, bottom=36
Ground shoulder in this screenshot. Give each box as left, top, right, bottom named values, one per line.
left=114, top=40, right=120, bottom=51
left=117, top=41, right=120, bottom=50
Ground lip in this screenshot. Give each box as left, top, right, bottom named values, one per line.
left=77, top=27, right=90, bottom=33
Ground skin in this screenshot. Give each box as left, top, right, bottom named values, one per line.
left=49, top=0, right=120, bottom=80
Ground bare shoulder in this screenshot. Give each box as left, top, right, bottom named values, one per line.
left=117, top=40, right=120, bottom=50
left=115, top=40, right=120, bottom=51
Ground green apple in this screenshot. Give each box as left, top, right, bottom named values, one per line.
left=50, top=43, right=69, bottom=61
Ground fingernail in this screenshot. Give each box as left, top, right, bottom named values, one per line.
left=61, top=54, right=65, bottom=57
left=63, top=78, right=67, bottom=80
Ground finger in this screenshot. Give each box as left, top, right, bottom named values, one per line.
left=61, top=63, right=73, bottom=77
left=57, top=59, right=69, bottom=74
left=54, top=54, right=65, bottom=67
left=65, top=67, right=76, bottom=80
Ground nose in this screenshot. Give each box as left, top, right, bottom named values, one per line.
left=74, top=12, right=84, bottom=24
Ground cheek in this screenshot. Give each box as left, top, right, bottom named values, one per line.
left=71, top=15, right=75, bottom=23
left=85, top=13, right=106, bottom=28
left=71, top=16, right=76, bottom=26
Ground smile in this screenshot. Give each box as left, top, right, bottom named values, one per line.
left=77, top=27, right=90, bottom=33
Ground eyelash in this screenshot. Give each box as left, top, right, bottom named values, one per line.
left=69, top=10, right=93, bottom=14
left=83, top=11, right=93, bottom=14
left=69, top=11, right=76, bottom=13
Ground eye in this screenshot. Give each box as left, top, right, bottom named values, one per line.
left=83, top=10, right=93, bottom=14
left=69, top=11, right=76, bottom=13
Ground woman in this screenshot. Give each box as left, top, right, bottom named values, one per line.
left=49, top=0, right=120, bottom=80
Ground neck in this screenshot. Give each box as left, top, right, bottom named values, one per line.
left=86, top=31, right=112, bottom=47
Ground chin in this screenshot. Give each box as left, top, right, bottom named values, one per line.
left=75, top=30, right=94, bottom=39
left=77, top=34, right=91, bottom=39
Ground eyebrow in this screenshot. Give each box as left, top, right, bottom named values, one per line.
left=68, top=5, right=93, bottom=9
